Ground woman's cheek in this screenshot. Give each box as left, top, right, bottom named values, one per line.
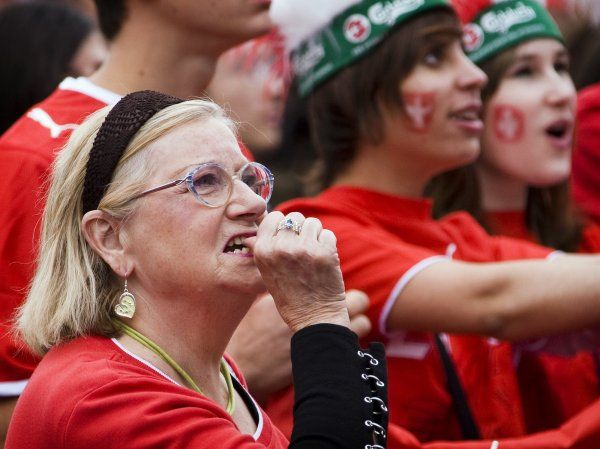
left=491, top=104, right=526, bottom=143
left=403, top=91, right=436, bottom=133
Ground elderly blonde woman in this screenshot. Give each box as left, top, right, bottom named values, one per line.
left=6, top=91, right=388, bottom=449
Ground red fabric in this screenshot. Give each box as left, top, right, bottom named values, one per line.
left=486, top=211, right=600, bottom=254
left=579, top=224, right=600, bottom=253
left=239, top=140, right=255, bottom=161
left=451, top=0, right=493, bottom=23
left=5, top=336, right=288, bottom=449
left=270, top=186, right=553, bottom=442
left=0, top=86, right=107, bottom=390
left=486, top=211, right=600, bottom=433
left=387, top=398, right=600, bottom=448
left=573, top=83, right=600, bottom=225
left=451, top=0, right=564, bottom=25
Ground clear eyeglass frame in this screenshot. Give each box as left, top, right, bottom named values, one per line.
left=132, top=161, right=275, bottom=208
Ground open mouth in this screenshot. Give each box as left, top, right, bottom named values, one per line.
left=449, top=103, right=483, bottom=134
left=224, top=235, right=252, bottom=255
left=450, top=109, right=481, bottom=121
left=545, top=120, right=570, bottom=139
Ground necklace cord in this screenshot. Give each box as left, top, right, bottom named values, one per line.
left=112, top=319, right=236, bottom=415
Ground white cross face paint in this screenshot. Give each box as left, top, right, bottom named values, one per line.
left=403, top=92, right=435, bottom=132
left=492, top=104, right=524, bottom=143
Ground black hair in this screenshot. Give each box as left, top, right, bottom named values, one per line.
left=93, top=0, right=127, bottom=40
left=0, top=3, right=94, bottom=133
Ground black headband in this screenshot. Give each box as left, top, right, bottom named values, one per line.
left=82, top=90, right=184, bottom=214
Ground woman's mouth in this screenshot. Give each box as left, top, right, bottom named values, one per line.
left=544, top=119, right=573, bottom=150
left=450, top=104, right=483, bottom=134
left=224, top=235, right=254, bottom=256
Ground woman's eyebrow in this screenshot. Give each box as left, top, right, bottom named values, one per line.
left=512, top=48, right=568, bottom=65
left=555, top=48, right=569, bottom=59
left=168, top=162, right=212, bottom=178
left=512, top=53, right=537, bottom=63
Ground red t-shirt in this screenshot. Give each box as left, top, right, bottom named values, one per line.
left=487, top=211, right=600, bottom=254
left=486, top=210, right=600, bottom=432
left=270, top=186, right=553, bottom=442
left=0, top=77, right=119, bottom=395
left=6, top=335, right=288, bottom=449
left=573, top=83, right=600, bottom=225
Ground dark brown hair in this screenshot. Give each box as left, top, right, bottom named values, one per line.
left=93, top=0, right=128, bottom=40
left=0, top=3, right=94, bottom=134
left=307, top=8, right=461, bottom=191
left=426, top=47, right=584, bottom=251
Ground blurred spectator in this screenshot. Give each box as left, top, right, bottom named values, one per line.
left=207, top=32, right=287, bottom=160
left=0, top=2, right=106, bottom=133
left=206, top=32, right=318, bottom=207
left=568, top=1, right=600, bottom=223
left=546, top=0, right=600, bottom=90
left=572, top=82, right=600, bottom=224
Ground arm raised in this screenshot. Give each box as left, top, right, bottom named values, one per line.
left=388, top=255, right=600, bottom=341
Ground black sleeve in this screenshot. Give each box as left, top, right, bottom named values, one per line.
left=289, top=323, right=388, bottom=449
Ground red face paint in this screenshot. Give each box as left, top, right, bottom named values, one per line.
left=403, top=92, right=435, bottom=132
left=492, top=105, right=525, bottom=143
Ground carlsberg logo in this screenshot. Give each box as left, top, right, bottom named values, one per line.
left=368, top=0, right=424, bottom=25
left=293, top=39, right=325, bottom=75
left=480, top=2, right=536, bottom=34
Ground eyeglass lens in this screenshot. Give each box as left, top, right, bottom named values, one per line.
left=189, top=163, right=272, bottom=206
left=240, top=163, right=273, bottom=202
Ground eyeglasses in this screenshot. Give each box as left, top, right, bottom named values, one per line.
left=134, top=161, right=274, bottom=207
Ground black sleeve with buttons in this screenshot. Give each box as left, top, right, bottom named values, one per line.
left=289, top=323, right=388, bottom=449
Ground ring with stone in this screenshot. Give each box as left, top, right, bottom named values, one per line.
left=276, top=217, right=302, bottom=235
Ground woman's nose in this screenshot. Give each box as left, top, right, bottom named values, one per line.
left=226, top=179, right=268, bottom=220
left=545, top=73, right=576, bottom=108
left=457, top=52, right=488, bottom=91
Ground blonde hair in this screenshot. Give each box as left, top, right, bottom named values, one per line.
left=17, top=98, right=235, bottom=355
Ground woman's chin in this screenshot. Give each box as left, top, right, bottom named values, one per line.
left=224, top=274, right=267, bottom=298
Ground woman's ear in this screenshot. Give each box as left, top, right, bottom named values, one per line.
left=81, top=210, right=132, bottom=278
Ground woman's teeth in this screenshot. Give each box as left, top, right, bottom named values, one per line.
left=225, top=236, right=250, bottom=254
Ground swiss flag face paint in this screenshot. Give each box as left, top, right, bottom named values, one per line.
left=492, top=105, right=525, bottom=143
left=403, top=92, right=435, bottom=132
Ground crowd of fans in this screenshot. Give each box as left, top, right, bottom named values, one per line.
left=2, top=0, right=600, bottom=448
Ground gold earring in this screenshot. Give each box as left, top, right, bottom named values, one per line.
left=114, top=279, right=136, bottom=319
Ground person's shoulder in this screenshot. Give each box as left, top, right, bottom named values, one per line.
left=0, top=79, right=109, bottom=161
left=578, top=82, right=600, bottom=112
left=10, top=336, right=240, bottom=449
left=9, top=336, right=125, bottom=446
left=25, top=336, right=125, bottom=395
left=277, top=186, right=375, bottom=226
left=579, top=223, right=600, bottom=253
left=440, top=210, right=552, bottom=261
left=23, top=335, right=235, bottom=416
left=438, top=210, right=489, bottom=238
left=278, top=191, right=339, bottom=215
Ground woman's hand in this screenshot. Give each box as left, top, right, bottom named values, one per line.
left=245, top=211, right=350, bottom=333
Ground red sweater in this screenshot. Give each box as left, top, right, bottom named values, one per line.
left=6, top=335, right=288, bottom=449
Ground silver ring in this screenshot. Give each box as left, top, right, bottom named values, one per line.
left=276, top=217, right=302, bottom=235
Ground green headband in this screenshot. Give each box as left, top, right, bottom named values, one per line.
left=292, top=0, right=451, bottom=97
left=463, top=0, right=564, bottom=64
